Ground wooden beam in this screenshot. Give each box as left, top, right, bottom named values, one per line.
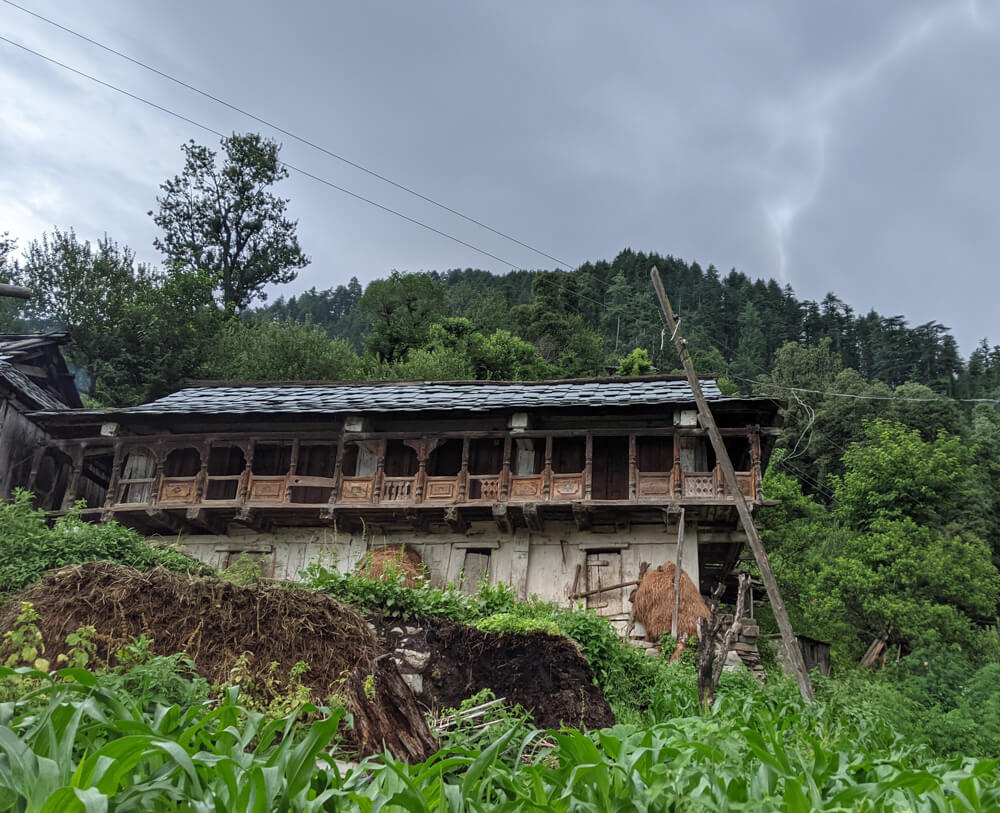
left=521, top=501, right=543, bottom=532
left=443, top=506, right=467, bottom=534
left=671, top=507, right=685, bottom=639
left=572, top=501, right=591, bottom=531
left=491, top=503, right=512, bottom=534
left=651, top=266, right=814, bottom=703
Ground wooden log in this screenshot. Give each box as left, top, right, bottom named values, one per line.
left=651, top=267, right=815, bottom=703
left=712, top=572, right=751, bottom=688
left=342, top=655, right=438, bottom=762
left=568, top=578, right=640, bottom=600
left=671, top=507, right=685, bottom=638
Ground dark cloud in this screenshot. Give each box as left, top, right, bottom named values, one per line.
left=1, top=0, right=996, bottom=350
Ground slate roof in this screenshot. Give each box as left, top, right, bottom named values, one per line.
left=0, top=357, right=67, bottom=411
left=113, top=377, right=724, bottom=416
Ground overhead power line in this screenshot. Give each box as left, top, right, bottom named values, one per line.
left=1, top=0, right=577, bottom=272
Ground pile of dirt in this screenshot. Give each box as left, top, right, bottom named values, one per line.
left=0, top=562, right=437, bottom=760
left=632, top=562, right=710, bottom=643
left=354, top=544, right=424, bottom=587
left=388, top=621, right=615, bottom=730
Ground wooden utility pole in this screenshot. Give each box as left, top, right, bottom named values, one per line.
left=650, top=267, right=814, bottom=702
left=0, top=283, right=32, bottom=300
left=670, top=507, right=685, bottom=639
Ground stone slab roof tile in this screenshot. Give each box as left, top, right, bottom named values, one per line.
left=116, top=378, right=723, bottom=416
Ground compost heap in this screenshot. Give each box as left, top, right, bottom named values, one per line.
left=0, top=562, right=436, bottom=760
left=354, top=544, right=424, bottom=587
left=631, top=561, right=711, bottom=643
left=383, top=620, right=615, bottom=730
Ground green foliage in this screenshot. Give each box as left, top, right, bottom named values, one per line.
left=57, top=627, right=97, bottom=670
left=0, top=490, right=212, bottom=595
left=437, top=689, right=535, bottom=761
left=359, top=270, right=449, bottom=362
left=304, top=562, right=470, bottom=622
left=104, top=636, right=211, bottom=709
left=204, top=318, right=363, bottom=381
left=11, top=229, right=221, bottom=404
left=1, top=602, right=46, bottom=670
left=218, top=552, right=264, bottom=587
left=474, top=613, right=560, bottom=636
left=152, top=133, right=308, bottom=311
left=615, top=347, right=653, bottom=376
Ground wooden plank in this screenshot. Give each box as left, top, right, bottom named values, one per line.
left=651, top=266, right=814, bottom=703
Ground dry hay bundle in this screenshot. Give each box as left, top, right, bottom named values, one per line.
left=632, top=562, right=710, bottom=643
left=1, top=561, right=378, bottom=698
left=355, top=544, right=424, bottom=587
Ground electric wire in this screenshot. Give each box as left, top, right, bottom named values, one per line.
left=0, top=0, right=578, bottom=271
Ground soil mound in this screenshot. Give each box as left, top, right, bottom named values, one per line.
left=632, top=562, right=710, bottom=643
left=1, top=562, right=437, bottom=760
left=355, top=545, right=424, bottom=587
left=388, top=621, right=615, bottom=730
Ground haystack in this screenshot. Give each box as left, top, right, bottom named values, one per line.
left=354, top=544, right=425, bottom=587
left=631, top=562, right=710, bottom=643
left=0, top=562, right=437, bottom=760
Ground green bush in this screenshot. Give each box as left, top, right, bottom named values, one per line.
left=474, top=613, right=560, bottom=636
left=0, top=490, right=211, bottom=596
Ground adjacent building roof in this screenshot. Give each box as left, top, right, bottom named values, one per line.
left=0, top=333, right=82, bottom=409
left=100, top=376, right=726, bottom=416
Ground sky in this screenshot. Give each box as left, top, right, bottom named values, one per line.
left=1, top=1, right=997, bottom=354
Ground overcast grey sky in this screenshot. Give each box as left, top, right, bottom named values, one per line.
left=1, top=1, right=997, bottom=353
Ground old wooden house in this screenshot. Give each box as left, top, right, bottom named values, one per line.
left=0, top=333, right=83, bottom=502
left=30, top=376, right=779, bottom=629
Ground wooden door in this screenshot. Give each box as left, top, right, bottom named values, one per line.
left=585, top=551, right=623, bottom=615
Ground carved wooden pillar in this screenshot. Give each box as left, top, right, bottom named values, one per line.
left=237, top=441, right=254, bottom=504
left=196, top=441, right=211, bottom=503
left=500, top=435, right=512, bottom=501
left=285, top=439, right=300, bottom=503
left=408, top=438, right=435, bottom=504
left=151, top=444, right=165, bottom=506
left=672, top=430, right=683, bottom=497
left=542, top=435, right=553, bottom=500
left=458, top=437, right=470, bottom=501
left=60, top=446, right=84, bottom=512
left=373, top=440, right=385, bottom=504
left=584, top=433, right=593, bottom=500
left=628, top=434, right=637, bottom=500
left=105, top=441, right=123, bottom=510
left=750, top=425, right=762, bottom=501
left=330, top=438, right=345, bottom=504
left=714, top=462, right=725, bottom=496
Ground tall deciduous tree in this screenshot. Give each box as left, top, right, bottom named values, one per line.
left=151, top=133, right=308, bottom=311
left=14, top=228, right=220, bottom=405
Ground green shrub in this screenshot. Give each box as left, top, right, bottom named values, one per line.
left=103, top=635, right=211, bottom=709
left=474, top=613, right=560, bottom=636
left=0, top=490, right=211, bottom=595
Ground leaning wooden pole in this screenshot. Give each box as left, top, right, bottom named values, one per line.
left=650, top=267, right=814, bottom=702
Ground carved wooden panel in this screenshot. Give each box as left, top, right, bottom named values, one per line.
left=551, top=474, right=583, bottom=499
left=158, top=479, right=197, bottom=503
left=381, top=477, right=414, bottom=502
left=682, top=473, right=715, bottom=498
left=424, top=477, right=457, bottom=501
left=735, top=473, right=754, bottom=499
left=509, top=476, right=542, bottom=499
left=248, top=478, right=286, bottom=502
left=636, top=474, right=672, bottom=497
left=340, top=477, right=374, bottom=502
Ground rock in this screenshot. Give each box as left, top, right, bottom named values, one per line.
left=401, top=672, right=423, bottom=695
left=721, top=650, right=746, bottom=673
left=397, top=648, right=430, bottom=671
left=389, top=627, right=405, bottom=636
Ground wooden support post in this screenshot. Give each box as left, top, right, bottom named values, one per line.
left=651, top=266, right=814, bottom=702
left=670, top=507, right=685, bottom=639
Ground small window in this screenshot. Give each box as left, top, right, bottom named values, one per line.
left=164, top=447, right=200, bottom=478
left=552, top=437, right=585, bottom=474
left=120, top=448, right=155, bottom=504
left=252, top=443, right=292, bottom=476
left=512, top=438, right=543, bottom=475
left=427, top=439, right=463, bottom=477
left=383, top=440, right=417, bottom=477
left=469, top=438, right=503, bottom=475
left=637, top=436, right=672, bottom=472
left=206, top=445, right=245, bottom=500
